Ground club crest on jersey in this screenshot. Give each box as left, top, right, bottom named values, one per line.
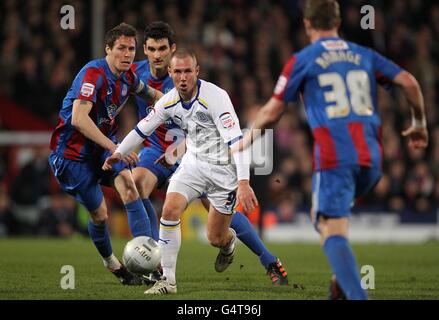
left=80, top=82, right=95, bottom=97
left=107, top=104, right=118, bottom=120
left=121, top=84, right=128, bottom=96
left=195, top=111, right=209, bottom=123
left=219, top=112, right=235, bottom=129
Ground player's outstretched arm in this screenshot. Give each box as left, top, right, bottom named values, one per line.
left=394, top=71, right=429, bottom=149
left=103, top=106, right=166, bottom=170
left=102, top=129, right=144, bottom=170
left=232, top=98, right=286, bottom=153
left=72, top=99, right=118, bottom=153
left=253, top=97, right=287, bottom=131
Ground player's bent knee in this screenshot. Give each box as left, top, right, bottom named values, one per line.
left=319, top=217, right=349, bottom=244
left=89, top=199, right=108, bottom=225
left=90, top=211, right=108, bottom=225
left=123, top=184, right=139, bottom=203
left=119, top=180, right=140, bottom=203
left=207, top=232, right=228, bottom=248
left=134, top=178, right=154, bottom=199
left=162, top=204, right=182, bottom=221
left=132, top=168, right=157, bottom=198
left=133, top=174, right=147, bottom=191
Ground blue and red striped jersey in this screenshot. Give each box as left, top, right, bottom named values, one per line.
left=132, top=60, right=179, bottom=152
left=273, top=37, right=402, bottom=171
left=50, top=58, right=140, bottom=161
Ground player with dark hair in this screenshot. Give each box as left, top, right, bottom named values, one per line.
left=131, top=21, right=289, bottom=286
left=130, top=21, right=179, bottom=244
left=236, top=0, right=428, bottom=299
left=49, top=23, right=163, bottom=285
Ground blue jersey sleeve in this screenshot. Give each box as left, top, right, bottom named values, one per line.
left=273, top=55, right=307, bottom=102
left=372, top=50, right=403, bottom=89
left=76, top=67, right=103, bottom=103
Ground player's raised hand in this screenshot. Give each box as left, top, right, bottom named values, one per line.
left=236, top=180, right=259, bottom=213
left=401, top=126, right=428, bottom=149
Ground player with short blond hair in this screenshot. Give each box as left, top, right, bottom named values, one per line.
left=104, top=48, right=260, bottom=294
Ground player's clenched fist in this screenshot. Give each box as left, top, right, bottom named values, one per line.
left=401, top=126, right=428, bottom=149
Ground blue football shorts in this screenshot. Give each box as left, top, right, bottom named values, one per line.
left=49, top=150, right=126, bottom=212
left=137, top=145, right=179, bottom=187
left=311, top=165, right=382, bottom=230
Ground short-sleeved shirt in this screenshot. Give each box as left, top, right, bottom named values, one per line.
left=50, top=58, right=141, bottom=161
left=273, top=37, right=402, bottom=171
left=135, top=79, right=243, bottom=164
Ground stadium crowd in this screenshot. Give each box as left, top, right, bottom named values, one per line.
left=0, top=0, right=438, bottom=236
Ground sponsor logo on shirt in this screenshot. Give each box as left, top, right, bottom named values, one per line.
left=80, top=82, right=95, bottom=97
left=107, top=104, right=118, bottom=120
left=121, top=84, right=128, bottom=96
left=321, top=40, right=349, bottom=50
left=195, top=111, right=210, bottom=123
left=219, top=112, right=235, bottom=129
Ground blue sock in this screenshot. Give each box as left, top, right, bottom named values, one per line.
left=323, top=235, right=367, bottom=300
left=142, top=198, right=159, bottom=241
left=231, top=212, right=277, bottom=268
left=87, top=220, right=113, bottom=258
left=125, top=199, right=152, bottom=237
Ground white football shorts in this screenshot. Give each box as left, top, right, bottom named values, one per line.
left=167, top=152, right=238, bottom=215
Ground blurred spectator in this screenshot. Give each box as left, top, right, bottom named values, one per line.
left=0, top=0, right=90, bottom=123
left=0, top=187, right=14, bottom=237
left=40, top=192, right=78, bottom=237
left=276, top=196, right=297, bottom=223
left=9, top=147, right=51, bottom=234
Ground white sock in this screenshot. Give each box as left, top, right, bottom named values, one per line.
left=221, top=228, right=237, bottom=254
left=159, top=218, right=181, bottom=285
left=102, top=254, right=121, bottom=271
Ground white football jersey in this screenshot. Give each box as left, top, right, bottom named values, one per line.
left=136, top=79, right=243, bottom=164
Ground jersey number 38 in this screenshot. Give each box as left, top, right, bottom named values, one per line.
left=318, top=70, right=373, bottom=119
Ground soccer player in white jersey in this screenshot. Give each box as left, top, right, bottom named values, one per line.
left=103, top=48, right=258, bottom=295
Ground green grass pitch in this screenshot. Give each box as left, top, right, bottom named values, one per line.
left=0, top=237, right=438, bottom=300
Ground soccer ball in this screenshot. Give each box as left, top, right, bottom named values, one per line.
left=122, top=236, right=161, bottom=275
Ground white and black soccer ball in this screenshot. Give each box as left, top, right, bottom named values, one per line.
left=122, top=236, right=161, bottom=275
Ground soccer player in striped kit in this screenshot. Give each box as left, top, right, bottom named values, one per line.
left=49, top=23, right=163, bottom=285
left=238, top=0, right=428, bottom=299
